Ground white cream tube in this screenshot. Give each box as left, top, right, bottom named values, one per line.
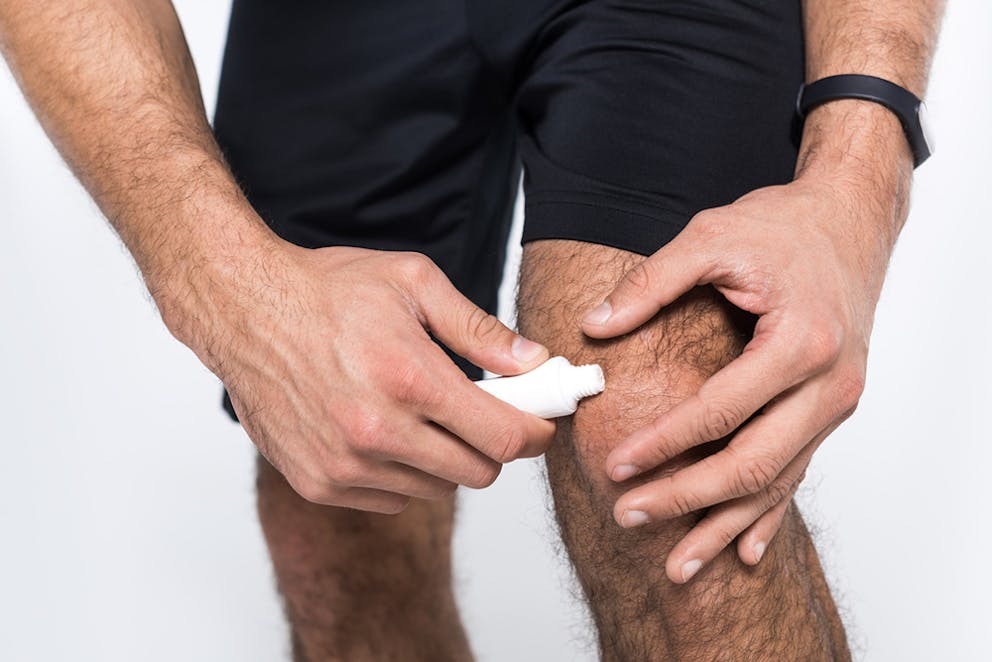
left=474, top=356, right=605, bottom=419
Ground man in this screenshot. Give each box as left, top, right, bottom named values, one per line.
left=0, top=0, right=943, bottom=659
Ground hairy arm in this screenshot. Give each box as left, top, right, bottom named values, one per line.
left=797, top=0, right=946, bottom=246
left=0, top=0, right=556, bottom=512
left=584, top=0, right=946, bottom=582
left=0, top=0, right=274, bottom=347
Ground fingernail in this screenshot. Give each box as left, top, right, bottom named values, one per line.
left=582, top=301, right=612, bottom=326
left=611, top=464, right=640, bottom=482
left=620, top=509, right=650, bottom=528
left=753, top=541, right=766, bottom=563
left=681, top=559, right=703, bottom=582
left=511, top=336, right=544, bottom=363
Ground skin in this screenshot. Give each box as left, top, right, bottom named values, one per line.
left=582, top=0, right=947, bottom=584
left=255, top=459, right=471, bottom=661
left=517, top=240, right=851, bottom=660
left=0, top=1, right=556, bottom=515
left=0, top=0, right=945, bottom=658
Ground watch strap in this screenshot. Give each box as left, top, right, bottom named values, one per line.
left=796, top=74, right=931, bottom=167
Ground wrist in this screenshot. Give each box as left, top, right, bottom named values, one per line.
left=794, top=99, right=913, bottom=244
left=153, top=229, right=298, bottom=379
left=134, top=161, right=288, bottom=350
left=796, top=98, right=913, bottom=182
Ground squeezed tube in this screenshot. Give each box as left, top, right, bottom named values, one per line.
left=473, top=356, right=605, bottom=418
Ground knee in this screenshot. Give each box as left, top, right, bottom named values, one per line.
left=516, top=240, right=752, bottom=500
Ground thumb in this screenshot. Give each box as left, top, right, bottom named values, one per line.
left=580, top=232, right=712, bottom=338
left=409, top=257, right=549, bottom=375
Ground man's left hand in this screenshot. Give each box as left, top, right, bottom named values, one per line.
left=580, top=175, right=899, bottom=584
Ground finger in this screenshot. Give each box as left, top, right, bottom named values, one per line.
left=373, top=415, right=506, bottom=489
left=373, top=334, right=557, bottom=464
left=398, top=252, right=549, bottom=375
left=349, top=459, right=460, bottom=500
left=737, top=427, right=844, bottom=565
left=664, top=441, right=814, bottom=584
left=407, top=339, right=558, bottom=463
left=606, top=317, right=809, bottom=482
left=431, top=376, right=558, bottom=463
left=580, top=226, right=715, bottom=338
left=668, top=475, right=804, bottom=584
left=737, top=470, right=805, bottom=566
left=613, top=381, right=829, bottom=525
left=334, top=487, right=412, bottom=514
left=298, top=483, right=413, bottom=515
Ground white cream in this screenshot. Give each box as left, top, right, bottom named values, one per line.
left=474, top=356, right=605, bottom=418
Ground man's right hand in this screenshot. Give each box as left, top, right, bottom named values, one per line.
left=1, top=0, right=554, bottom=513
left=169, top=242, right=556, bottom=514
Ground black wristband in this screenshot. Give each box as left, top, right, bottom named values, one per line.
left=796, top=74, right=933, bottom=168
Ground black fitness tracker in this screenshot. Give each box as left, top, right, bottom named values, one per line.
left=796, top=74, right=934, bottom=168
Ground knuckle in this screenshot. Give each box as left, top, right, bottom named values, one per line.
left=837, top=403, right=859, bottom=422
left=466, top=461, right=502, bottom=489
left=624, top=262, right=655, bottom=296
left=715, top=525, right=737, bottom=548
left=803, top=320, right=844, bottom=369
left=642, top=439, right=672, bottom=470
left=385, top=360, right=434, bottom=406
left=293, top=476, right=338, bottom=505
left=343, top=408, right=389, bottom=454
left=670, top=490, right=699, bottom=518
left=734, top=452, right=781, bottom=495
left=642, top=421, right=684, bottom=473
left=833, top=366, right=866, bottom=413
left=465, top=308, right=505, bottom=343
left=692, top=210, right=728, bottom=239
left=324, top=457, right=364, bottom=487
left=491, top=424, right=527, bottom=463
left=396, top=252, right=437, bottom=285
left=766, top=476, right=795, bottom=504
left=700, top=399, right=747, bottom=440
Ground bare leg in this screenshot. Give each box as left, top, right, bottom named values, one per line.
left=516, top=240, right=850, bottom=661
left=255, top=456, right=472, bottom=662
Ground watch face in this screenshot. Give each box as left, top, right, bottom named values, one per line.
left=919, top=101, right=935, bottom=156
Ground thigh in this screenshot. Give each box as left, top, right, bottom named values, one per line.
left=514, top=0, right=804, bottom=256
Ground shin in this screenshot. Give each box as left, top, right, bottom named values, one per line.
left=255, top=456, right=472, bottom=662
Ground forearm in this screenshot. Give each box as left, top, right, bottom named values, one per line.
left=0, top=0, right=278, bottom=335
left=796, top=0, right=946, bottom=245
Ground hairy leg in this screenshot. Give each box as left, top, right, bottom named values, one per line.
left=516, top=240, right=850, bottom=661
left=255, top=455, right=472, bottom=662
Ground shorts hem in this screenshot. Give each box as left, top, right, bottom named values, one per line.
left=521, top=197, right=689, bottom=257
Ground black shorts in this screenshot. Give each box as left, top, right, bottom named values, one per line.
left=213, top=0, right=804, bottom=422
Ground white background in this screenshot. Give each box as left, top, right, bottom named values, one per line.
left=1, top=2, right=988, bottom=660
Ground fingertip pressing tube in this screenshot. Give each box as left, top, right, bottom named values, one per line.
left=473, top=356, right=606, bottom=418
